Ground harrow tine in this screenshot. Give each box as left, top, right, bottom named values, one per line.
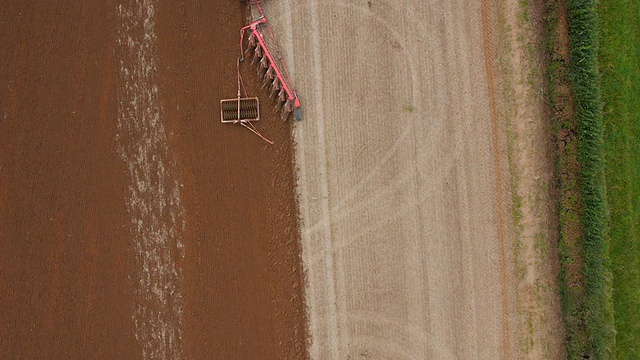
left=251, top=45, right=262, bottom=65
left=280, top=102, right=292, bottom=120
left=257, top=58, right=269, bottom=77
left=260, top=56, right=269, bottom=69
left=245, top=36, right=256, bottom=54
left=266, top=66, right=275, bottom=79
left=251, top=53, right=259, bottom=65
left=269, top=80, right=279, bottom=99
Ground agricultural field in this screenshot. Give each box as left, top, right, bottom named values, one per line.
left=1, top=0, right=568, bottom=359
left=267, top=0, right=565, bottom=358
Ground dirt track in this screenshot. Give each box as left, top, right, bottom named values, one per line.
left=0, top=1, right=306, bottom=359
left=263, top=0, right=522, bottom=358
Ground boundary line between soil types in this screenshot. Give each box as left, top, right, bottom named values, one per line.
left=480, top=0, right=512, bottom=358
left=303, top=0, right=340, bottom=358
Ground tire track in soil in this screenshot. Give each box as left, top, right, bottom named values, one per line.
left=480, top=0, right=512, bottom=358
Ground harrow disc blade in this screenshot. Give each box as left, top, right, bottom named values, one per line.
left=251, top=54, right=260, bottom=65
left=266, top=66, right=275, bottom=79
left=272, top=78, right=281, bottom=90
left=260, top=56, right=269, bottom=68
left=248, top=33, right=257, bottom=47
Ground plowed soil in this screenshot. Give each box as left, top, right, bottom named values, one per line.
left=0, top=1, right=307, bottom=359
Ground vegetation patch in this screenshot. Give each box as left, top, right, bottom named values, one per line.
left=546, top=0, right=617, bottom=357
left=598, top=0, right=640, bottom=357
left=546, top=2, right=588, bottom=355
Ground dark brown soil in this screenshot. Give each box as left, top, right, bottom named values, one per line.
left=0, top=1, right=307, bottom=359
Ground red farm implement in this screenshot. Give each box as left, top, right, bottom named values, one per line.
left=220, top=0, right=301, bottom=143
left=240, top=0, right=302, bottom=121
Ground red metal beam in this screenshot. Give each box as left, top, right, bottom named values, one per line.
left=239, top=16, right=301, bottom=119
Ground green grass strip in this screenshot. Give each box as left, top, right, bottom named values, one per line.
left=566, top=0, right=616, bottom=358
left=598, top=0, right=640, bottom=357
left=547, top=0, right=589, bottom=356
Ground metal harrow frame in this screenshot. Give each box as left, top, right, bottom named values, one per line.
left=240, top=2, right=302, bottom=121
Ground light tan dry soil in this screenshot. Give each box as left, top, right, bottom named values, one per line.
left=259, top=0, right=565, bottom=358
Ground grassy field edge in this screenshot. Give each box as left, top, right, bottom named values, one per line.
left=546, top=0, right=615, bottom=358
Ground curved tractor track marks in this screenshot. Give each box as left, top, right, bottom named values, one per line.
left=116, top=1, right=185, bottom=359
left=262, top=0, right=520, bottom=358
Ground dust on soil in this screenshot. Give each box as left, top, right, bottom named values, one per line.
left=0, top=1, right=308, bottom=359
